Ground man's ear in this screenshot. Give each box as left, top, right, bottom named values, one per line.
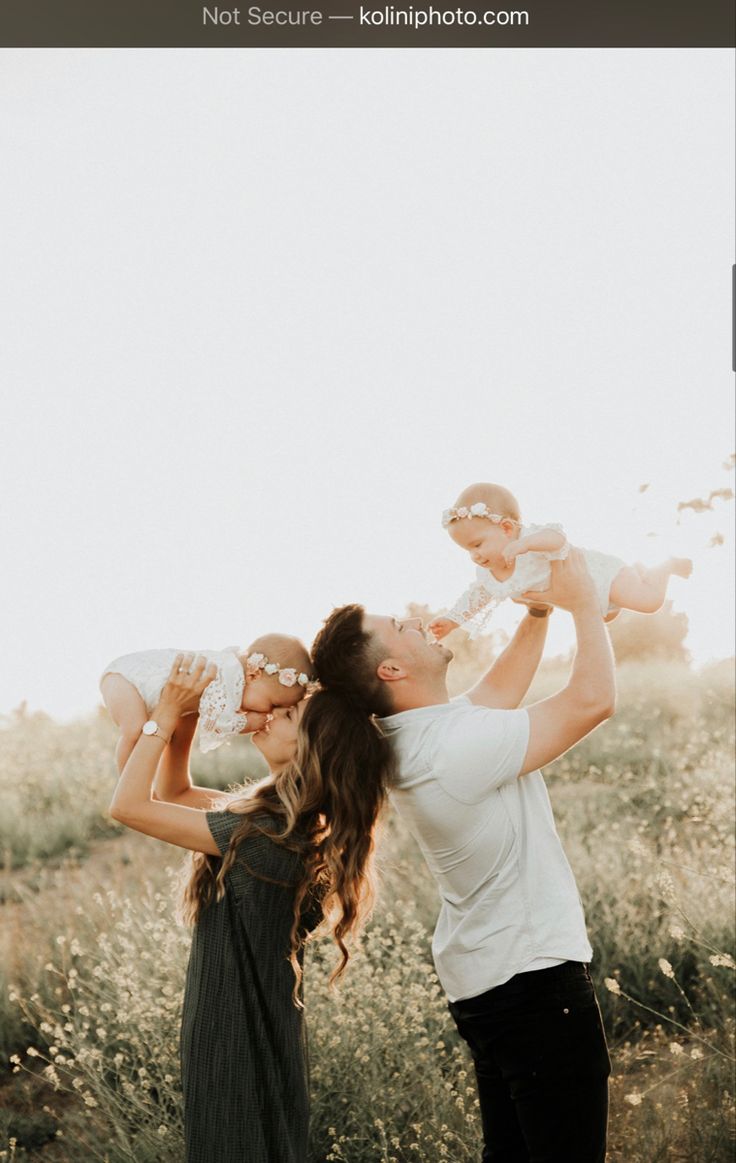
left=376, top=658, right=407, bottom=683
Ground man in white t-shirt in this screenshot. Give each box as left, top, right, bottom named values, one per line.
left=312, top=550, right=615, bottom=1162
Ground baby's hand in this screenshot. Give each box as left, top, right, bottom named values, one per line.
left=240, top=711, right=273, bottom=734
left=429, top=617, right=460, bottom=640
left=502, top=540, right=526, bottom=565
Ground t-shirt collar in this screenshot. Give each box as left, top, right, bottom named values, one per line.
left=378, top=696, right=467, bottom=731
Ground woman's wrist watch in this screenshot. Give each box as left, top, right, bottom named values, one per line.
left=141, top=720, right=172, bottom=744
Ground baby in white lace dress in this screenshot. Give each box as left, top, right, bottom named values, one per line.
left=100, top=633, right=313, bottom=772
left=430, top=482, right=692, bottom=640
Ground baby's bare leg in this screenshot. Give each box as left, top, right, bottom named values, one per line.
left=609, top=558, right=692, bottom=616
left=100, top=674, right=148, bottom=774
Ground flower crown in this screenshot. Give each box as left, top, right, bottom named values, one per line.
left=246, top=652, right=312, bottom=689
left=442, top=502, right=520, bottom=529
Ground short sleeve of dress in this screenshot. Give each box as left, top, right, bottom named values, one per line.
left=205, top=810, right=302, bottom=902
left=524, top=523, right=569, bottom=562
left=446, top=574, right=500, bottom=638
left=198, top=659, right=248, bottom=754
left=206, top=808, right=242, bottom=857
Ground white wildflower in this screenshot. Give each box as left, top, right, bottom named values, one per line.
left=656, top=870, right=676, bottom=901
left=709, top=954, right=735, bottom=969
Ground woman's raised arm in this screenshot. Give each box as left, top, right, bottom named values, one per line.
left=109, top=656, right=222, bottom=854
left=153, top=711, right=231, bottom=811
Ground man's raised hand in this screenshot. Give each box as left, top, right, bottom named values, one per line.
left=522, top=549, right=598, bottom=614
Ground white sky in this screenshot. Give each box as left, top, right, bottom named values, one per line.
left=1, top=49, right=733, bottom=719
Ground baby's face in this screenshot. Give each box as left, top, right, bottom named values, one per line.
left=241, top=671, right=306, bottom=715
left=449, top=517, right=512, bottom=568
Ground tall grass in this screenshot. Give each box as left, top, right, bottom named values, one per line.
left=0, top=713, right=266, bottom=874
left=1, top=661, right=734, bottom=1160
left=0, top=715, right=118, bottom=871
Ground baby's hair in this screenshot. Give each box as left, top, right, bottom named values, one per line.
left=453, top=483, right=521, bottom=523
left=246, top=633, right=312, bottom=676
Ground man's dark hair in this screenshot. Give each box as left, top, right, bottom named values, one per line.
left=311, top=604, right=394, bottom=718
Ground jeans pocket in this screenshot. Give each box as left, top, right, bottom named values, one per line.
left=555, top=990, right=612, bottom=1080
left=555, top=974, right=598, bottom=1011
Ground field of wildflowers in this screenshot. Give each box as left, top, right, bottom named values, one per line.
left=0, top=659, right=733, bottom=1161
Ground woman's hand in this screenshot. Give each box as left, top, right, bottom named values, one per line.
left=109, top=654, right=222, bottom=856
left=154, top=654, right=218, bottom=730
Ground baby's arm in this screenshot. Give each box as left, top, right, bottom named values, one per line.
left=198, top=673, right=269, bottom=751
left=429, top=580, right=494, bottom=640
left=429, top=616, right=460, bottom=640
left=504, top=525, right=568, bottom=563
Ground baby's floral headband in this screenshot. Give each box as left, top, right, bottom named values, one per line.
left=442, top=502, right=520, bottom=529
left=246, top=652, right=313, bottom=689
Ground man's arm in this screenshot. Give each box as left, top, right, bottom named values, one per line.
left=519, top=551, right=615, bottom=776
left=466, top=607, right=550, bottom=709
left=153, top=713, right=231, bottom=810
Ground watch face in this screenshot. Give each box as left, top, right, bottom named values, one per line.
left=142, top=721, right=158, bottom=735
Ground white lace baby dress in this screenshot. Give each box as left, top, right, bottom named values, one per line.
left=100, top=647, right=249, bottom=753
left=446, top=524, right=624, bottom=636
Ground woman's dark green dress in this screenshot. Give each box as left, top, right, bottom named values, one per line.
left=180, top=809, right=319, bottom=1163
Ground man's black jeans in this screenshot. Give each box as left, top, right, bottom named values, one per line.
left=448, top=961, right=611, bottom=1163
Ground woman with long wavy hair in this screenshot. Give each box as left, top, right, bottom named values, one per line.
left=109, top=652, right=392, bottom=1163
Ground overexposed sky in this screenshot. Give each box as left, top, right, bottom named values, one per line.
left=1, top=49, right=733, bottom=719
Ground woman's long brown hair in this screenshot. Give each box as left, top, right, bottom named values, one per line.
left=180, top=688, right=393, bottom=1000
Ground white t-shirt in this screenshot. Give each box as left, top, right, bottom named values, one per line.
left=378, top=696, right=593, bottom=1002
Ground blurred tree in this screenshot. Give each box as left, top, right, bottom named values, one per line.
left=5, top=700, right=52, bottom=724
left=608, top=601, right=689, bottom=665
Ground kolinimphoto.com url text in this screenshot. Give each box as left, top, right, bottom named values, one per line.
left=203, top=6, right=530, bottom=28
